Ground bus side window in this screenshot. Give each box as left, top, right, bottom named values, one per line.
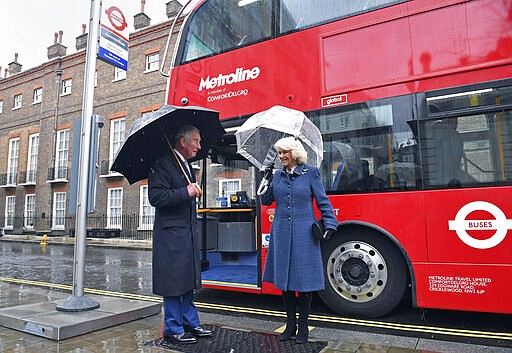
left=421, top=118, right=467, bottom=187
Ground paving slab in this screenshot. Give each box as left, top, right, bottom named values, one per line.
left=0, top=294, right=161, bottom=340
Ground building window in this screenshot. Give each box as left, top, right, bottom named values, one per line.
left=24, top=194, right=35, bottom=229
left=52, top=192, right=66, bottom=229
left=109, top=118, right=125, bottom=169
left=61, top=78, right=72, bottom=95
left=33, top=87, right=43, bottom=104
left=27, top=133, right=39, bottom=183
left=94, top=71, right=98, bottom=87
left=145, top=52, right=159, bottom=72
left=7, top=138, right=19, bottom=185
left=13, top=94, right=22, bottom=109
left=55, top=129, right=69, bottom=179
left=5, top=196, right=15, bottom=230
left=114, top=67, right=126, bottom=81
left=219, top=178, right=241, bottom=206
left=107, top=188, right=123, bottom=229
left=139, top=185, right=155, bottom=230
left=0, top=100, right=4, bottom=113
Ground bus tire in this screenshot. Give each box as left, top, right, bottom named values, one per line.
left=319, top=228, right=407, bottom=318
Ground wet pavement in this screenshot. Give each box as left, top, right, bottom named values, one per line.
left=0, top=280, right=442, bottom=353
left=1, top=235, right=511, bottom=353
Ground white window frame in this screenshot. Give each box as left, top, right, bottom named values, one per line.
left=113, top=67, right=126, bottom=81
left=55, top=129, right=69, bottom=180
left=27, top=133, right=39, bottom=183
left=7, top=138, right=19, bottom=186
left=5, top=196, right=15, bottom=230
left=24, top=194, right=35, bottom=229
left=52, top=192, right=66, bottom=230
left=109, top=118, right=126, bottom=169
left=107, top=188, right=123, bottom=229
left=145, top=52, right=159, bottom=72
left=13, top=94, right=22, bottom=109
left=0, top=100, right=3, bottom=113
left=139, top=185, right=155, bottom=230
left=33, top=87, right=43, bottom=104
left=61, top=78, right=72, bottom=95
left=219, top=178, right=241, bottom=206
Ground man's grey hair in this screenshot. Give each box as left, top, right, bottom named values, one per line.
left=274, top=136, right=308, bottom=164
left=174, top=125, right=200, bottom=146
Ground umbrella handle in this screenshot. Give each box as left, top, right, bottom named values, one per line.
left=257, top=178, right=269, bottom=196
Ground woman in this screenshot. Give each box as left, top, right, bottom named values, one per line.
left=261, top=136, right=337, bottom=344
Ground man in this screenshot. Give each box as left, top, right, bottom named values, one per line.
left=148, top=125, right=212, bottom=344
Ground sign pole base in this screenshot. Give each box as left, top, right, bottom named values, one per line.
left=56, top=294, right=100, bottom=312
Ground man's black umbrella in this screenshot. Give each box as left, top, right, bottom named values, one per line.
left=111, top=105, right=224, bottom=184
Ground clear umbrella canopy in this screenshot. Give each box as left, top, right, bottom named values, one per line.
left=235, top=105, right=324, bottom=170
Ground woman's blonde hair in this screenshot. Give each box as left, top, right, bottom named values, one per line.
left=274, top=136, right=308, bottom=164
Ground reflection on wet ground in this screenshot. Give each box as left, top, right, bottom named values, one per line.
left=0, top=241, right=153, bottom=295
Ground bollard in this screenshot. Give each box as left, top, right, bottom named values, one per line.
left=40, top=234, right=48, bottom=246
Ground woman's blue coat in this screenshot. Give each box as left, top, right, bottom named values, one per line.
left=261, top=164, right=338, bottom=292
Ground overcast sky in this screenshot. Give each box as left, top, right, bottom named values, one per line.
left=0, top=0, right=186, bottom=75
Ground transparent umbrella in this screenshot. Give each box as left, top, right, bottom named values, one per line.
left=235, top=105, right=323, bottom=194
left=235, top=105, right=323, bottom=170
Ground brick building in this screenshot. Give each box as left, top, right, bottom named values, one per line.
left=0, top=1, right=183, bottom=238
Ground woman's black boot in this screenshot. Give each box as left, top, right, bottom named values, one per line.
left=279, top=291, right=297, bottom=341
left=296, top=291, right=312, bottom=344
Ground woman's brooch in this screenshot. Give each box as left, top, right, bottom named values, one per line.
left=301, top=168, right=308, bottom=175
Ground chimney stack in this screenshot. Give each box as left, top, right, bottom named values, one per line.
left=8, top=53, right=22, bottom=75
left=4, top=68, right=8, bottom=78
left=134, top=0, right=151, bottom=29
left=48, top=30, right=67, bottom=59
left=166, top=0, right=182, bottom=19
left=0, top=66, right=2, bottom=79
left=76, top=24, right=88, bottom=51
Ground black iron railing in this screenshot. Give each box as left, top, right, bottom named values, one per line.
left=1, top=214, right=154, bottom=241
left=47, top=167, right=69, bottom=181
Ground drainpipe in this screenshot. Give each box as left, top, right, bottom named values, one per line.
left=50, top=67, right=62, bottom=228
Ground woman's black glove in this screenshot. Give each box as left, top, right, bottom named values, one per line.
left=263, top=162, right=275, bottom=182
left=323, top=228, right=335, bottom=241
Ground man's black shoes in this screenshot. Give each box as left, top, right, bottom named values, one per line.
left=185, top=326, right=213, bottom=337
left=164, top=332, right=197, bottom=344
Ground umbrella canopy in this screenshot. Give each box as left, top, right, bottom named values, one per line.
left=235, top=105, right=323, bottom=170
left=111, top=105, right=224, bottom=184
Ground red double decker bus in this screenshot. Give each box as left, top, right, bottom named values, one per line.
left=162, top=0, right=512, bottom=317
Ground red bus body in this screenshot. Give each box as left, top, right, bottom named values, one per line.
left=166, top=0, right=512, bottom=315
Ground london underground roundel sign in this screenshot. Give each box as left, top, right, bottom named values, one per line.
left=448, top=201, right=512, bottom=249
left=105, top=6, right=127, bottom=31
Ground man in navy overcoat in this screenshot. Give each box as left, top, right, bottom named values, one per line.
left=148, top=125, right=212, bottom=344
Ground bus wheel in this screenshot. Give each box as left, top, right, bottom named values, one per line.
left=319, top=228, right=407, bottom=318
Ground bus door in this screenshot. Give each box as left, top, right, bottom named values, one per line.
left=195, top=133, right=262, bottom=292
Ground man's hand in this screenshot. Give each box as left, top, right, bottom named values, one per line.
left=187, top=183, right=200, bottom=197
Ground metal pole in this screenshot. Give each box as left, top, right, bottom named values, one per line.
left=56, top=0, right=101, bottom=312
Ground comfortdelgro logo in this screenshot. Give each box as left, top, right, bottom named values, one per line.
left=448, top=201, right=512, bottom=249
left=198, top=67, right=261, bottom=91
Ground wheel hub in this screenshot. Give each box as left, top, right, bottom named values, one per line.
left=341, top=257, right=369, bottom=286
left=327, top=241, right=388, bottom=302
